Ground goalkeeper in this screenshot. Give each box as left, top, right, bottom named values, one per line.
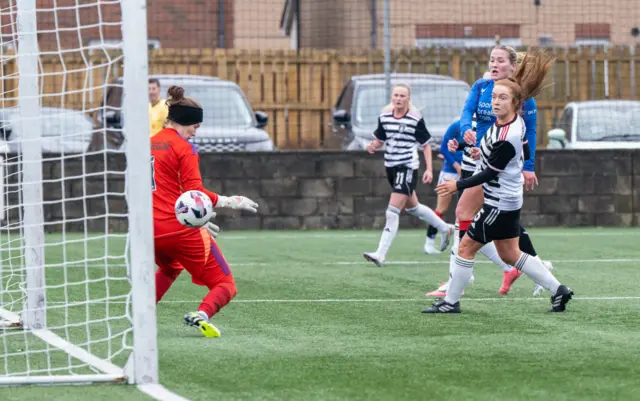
left=151, top=85, right=259, bottom=338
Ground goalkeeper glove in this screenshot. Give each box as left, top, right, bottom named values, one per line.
left=216, top=195, right=259, bottom=213
left=206, top=221, right=220, bottom=238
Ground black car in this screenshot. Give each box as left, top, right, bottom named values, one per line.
left=330, top=73, right=470, bottom=150
left=91, top=74, right=274, bottom=152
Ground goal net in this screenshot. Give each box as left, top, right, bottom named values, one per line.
left=0, top=0, right=158, bottom=387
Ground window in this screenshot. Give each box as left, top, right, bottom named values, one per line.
left=415, top=38, right=521, bottom=49
left=556, top=108, right=573, bottom=138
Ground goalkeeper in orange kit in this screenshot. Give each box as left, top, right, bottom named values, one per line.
left=151, top=85, right=259, bottom=338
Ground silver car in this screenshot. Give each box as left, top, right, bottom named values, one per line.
left=0, top=107, right=94, bottom=154
left=547, top=100, right=640, bottom=149
left=331, top=73, right=470, bottom=150
left=95, top=74, right=274, bottom=152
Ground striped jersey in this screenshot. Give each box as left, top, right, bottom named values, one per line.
left=373, top=109, right=431, bottom=170
left=478, top=114, right=526, bottom=211
left=461, top=118, right=478, bottom=172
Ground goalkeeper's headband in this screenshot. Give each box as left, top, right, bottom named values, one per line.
left=168, top=104, right=203, bottom=126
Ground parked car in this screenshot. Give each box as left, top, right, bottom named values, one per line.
left=0, top=107, right=94, bottom=154
left=329, top=73, right=470, bottom=150
left=91, top=74, right=274, bottom=152
left=547, top=100, right=640, bottom=149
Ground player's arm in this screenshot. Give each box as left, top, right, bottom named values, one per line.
left=178, top=146, right=258, bottom=213
left=367, top=117, right=385, bottom=153
left=455, top=140, right=515, bottom=191
left=177, top=146, right=219, bottom=205
left=416, top=118, right=434, bottom=181
left=522, top=98, right=537, bottom=172
left=459, top=80, right=481, bottom=133
left=440, top=122, right=461, bottom=172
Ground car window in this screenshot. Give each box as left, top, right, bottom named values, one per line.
left=335, top=81, right=354, bottom=112
left=576, top=104, right=640, bottom=141
left=353, top=83, right=469, bottom=129
left=557, top=108, right=572, bottom=137
left=161, top=84, right=254, bottom=128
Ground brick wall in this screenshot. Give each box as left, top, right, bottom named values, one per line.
left=2, top=0, right=234, bottom=51
left=6, top=149, right=636, bottom=233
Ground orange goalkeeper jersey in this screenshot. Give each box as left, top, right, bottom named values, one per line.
left=151, top=128, right=219, bottom=237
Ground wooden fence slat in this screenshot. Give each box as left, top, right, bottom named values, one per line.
left=1, top=47, right=639, bottom=149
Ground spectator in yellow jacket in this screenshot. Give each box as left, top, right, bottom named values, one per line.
left=149, top=78, right=168, bottom=137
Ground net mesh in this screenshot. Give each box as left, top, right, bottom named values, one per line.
left=0, top=0, right=132, bottom=379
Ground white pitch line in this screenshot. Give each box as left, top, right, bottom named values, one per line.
left=156, top=296, right=640, bottom=304
left=25, top=257, right=640, bottom=269
left=218, top=231, right=639, bottom=241
left=330, top=258, right=640, bottom=266
left=45, top=295, right=640, bottom=307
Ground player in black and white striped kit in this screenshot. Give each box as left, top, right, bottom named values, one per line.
left=363, top=83, right=453, bottom=267
left=424, top=49, right=573, bottom=314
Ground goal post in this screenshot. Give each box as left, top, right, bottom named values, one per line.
left=0, top=0, right=168, bottom=393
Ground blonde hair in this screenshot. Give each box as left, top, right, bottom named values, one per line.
left=492, top=45, right=518, bottom=66
left=382, top=83, right=417, bottom=113
left=495, top=48, right=555, bottom=112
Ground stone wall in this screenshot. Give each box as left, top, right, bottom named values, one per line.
left=7, top=149, right=637, bottom=232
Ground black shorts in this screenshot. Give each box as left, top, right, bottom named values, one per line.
left=458, top=170, right=475, bottom=197
left=466, top=204, right=521, bottom=244
left=386, top=166, right=419, bottom=196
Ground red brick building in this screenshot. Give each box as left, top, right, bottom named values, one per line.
left=0, top=0, right=235, bottom=51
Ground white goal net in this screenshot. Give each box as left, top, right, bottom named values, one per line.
left=0, top=0, right=159, bottom=388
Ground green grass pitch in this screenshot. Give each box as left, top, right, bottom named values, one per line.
left=1, top=227, right=639, bottom=401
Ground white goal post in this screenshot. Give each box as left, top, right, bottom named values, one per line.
left=0, top=0, right=179, bottom=397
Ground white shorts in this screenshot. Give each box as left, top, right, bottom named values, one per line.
left=438, top=171, right=460, bottom=185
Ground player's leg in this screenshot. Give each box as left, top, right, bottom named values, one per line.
left=425, top=185, right=482, bottom=297
left=424, top=172, right=455, bottom=254
left=404, top=168, right=454, bottom=253
left=494, top=238, right=572, bottom=312
left=154, top=237, right=184, bottom=303
left=173, top=228, right=236, bottom=337
left=363, top=166, right=409, bottom=267
left=517, top=225, right=555, bottom=296
left=422, top=230, right=484, bottom=314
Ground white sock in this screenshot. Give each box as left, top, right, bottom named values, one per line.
left=515, top=252, right=560, bottom=293
left=446, top=222, right=460, bottom=283
left=406, top=204, right=449, bottom=232
left=444, top=255, right=474, bottom=304
left=375, top=205, right=401, bottom=259
left=196, top=310, right=209, bottom=321
left=479, top=242, right=513, bottom=272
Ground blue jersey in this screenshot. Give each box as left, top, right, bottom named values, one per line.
left=440, top=120, right=463, bottom=174
left=459, top=78, right=537, bottom=172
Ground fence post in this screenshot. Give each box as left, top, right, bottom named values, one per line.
left=383, top=0, right=391, bottom=100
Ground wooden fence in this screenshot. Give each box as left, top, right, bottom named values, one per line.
left=2, top=46, right=640, bottom=149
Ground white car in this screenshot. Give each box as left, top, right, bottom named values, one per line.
left=547, top=100, right=640, bottom=149
left=0, top=107, right=94, bottom=154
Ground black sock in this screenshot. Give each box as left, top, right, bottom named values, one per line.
left=518, top=225, right=537, bottom=257
left=426, top=225, right=438, bottom=239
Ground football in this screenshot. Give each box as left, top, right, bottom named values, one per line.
left=174, top=190, right=215, bottom=227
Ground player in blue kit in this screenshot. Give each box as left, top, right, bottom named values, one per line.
left=424, top=119, right=463, bottom=254
left=430, top=47, right=553, bottom=297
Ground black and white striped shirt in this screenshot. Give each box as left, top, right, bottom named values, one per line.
left=374, top=110, right=431, bottom=169
left=461, top=119, right=478, bottom=172
left=477, top=114, right=526, bottom=211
